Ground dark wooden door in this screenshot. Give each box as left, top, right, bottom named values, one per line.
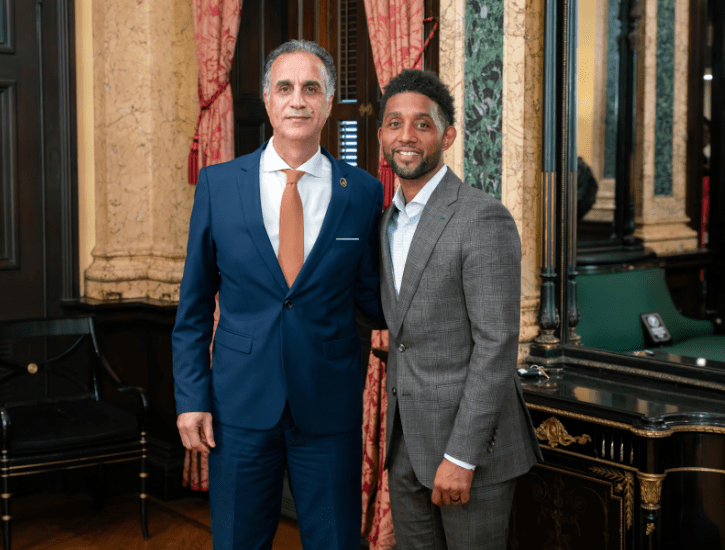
left=0, top=0, right=77, bottom=322
left=0, top=0, right=45, bottom=319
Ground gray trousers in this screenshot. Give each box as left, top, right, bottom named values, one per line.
left=388, top=430, right=516, bottom=550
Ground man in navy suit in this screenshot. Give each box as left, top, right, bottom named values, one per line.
left=172, top=40, right=384, bottom=549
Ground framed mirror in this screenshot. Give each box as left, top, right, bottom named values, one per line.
left=532, top=0, right=725, bottom=365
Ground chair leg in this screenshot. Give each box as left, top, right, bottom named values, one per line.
left=2, top=450, right=10, bottom=550
left=93, top=463, right=107, bottom=511
left=1, top=501, right=8, bottom=550
left=140, top=432, right=149, bottom=540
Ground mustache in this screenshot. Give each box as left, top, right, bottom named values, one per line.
left=285, top=109, right=313, bottom=117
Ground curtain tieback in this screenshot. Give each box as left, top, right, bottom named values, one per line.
left=188, top=79, right=231, bottom=185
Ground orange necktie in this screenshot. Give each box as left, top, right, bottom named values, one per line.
left=279, top=169, right=305, bottom=287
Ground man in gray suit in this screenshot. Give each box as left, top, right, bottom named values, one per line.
left=378, top=69, right=543, bottom=550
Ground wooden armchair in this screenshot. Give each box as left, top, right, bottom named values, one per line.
left=0, top=317, right=149, bottom=550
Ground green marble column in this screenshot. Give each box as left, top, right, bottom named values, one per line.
left=464, top=0, right=504, bottom=197
left=604, top=0, right=621, bottom=179
left=654, top=0, right=675, bottom=196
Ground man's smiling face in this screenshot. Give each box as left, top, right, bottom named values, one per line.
left=378, top=92, right=450, bottom=183
left=264, top=52, right=333, bottom=148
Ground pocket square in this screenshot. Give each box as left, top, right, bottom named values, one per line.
left=335, top=237, right=360, bottom=241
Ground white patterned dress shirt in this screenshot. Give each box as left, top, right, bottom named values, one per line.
left=260, top=136, right=332, bottom=260
left=387, top=164, right=475, bottom=472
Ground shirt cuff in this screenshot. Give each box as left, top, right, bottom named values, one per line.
left=444, top=454, right=476, bottom=470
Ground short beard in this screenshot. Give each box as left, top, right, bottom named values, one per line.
left=384, top=145, right=442, bottom=180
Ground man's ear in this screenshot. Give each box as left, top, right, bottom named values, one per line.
left=377, top=126, right=383, bottom=146
left=441, top=126, right=457, bottom=152
left=263, top=93, right=270, bottom=113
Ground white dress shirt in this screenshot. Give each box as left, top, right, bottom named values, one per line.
left=260, top=136, right=332, bottom=260
left=387, top=165, right=475, bottom=472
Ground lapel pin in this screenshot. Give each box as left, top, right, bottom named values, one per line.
left=340, top=178, right=347, bottom=187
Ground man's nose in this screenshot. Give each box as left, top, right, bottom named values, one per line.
left=290, top=86, right=306, bottom=107
left=400, top=121, right=416, bottom=142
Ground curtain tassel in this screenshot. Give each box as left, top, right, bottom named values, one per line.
left=379, top=156, right=395, bottom=210
left=188, top=133, right=201, bottom=185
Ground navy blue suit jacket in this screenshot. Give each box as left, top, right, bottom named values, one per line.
left=172, top=143, right=384, bottom=435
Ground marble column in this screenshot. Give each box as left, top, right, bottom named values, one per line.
left=84, top=0, right=198, bottom=301
left=633, top=0, right=697, bottom=253
left=439, top=0, right=466, bottom=178
left=440, top=0, right=545, bottom=363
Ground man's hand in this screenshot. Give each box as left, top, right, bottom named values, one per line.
left=177, top=412, right=216, bottom=454
left=431, top=458, right=474, bottom=506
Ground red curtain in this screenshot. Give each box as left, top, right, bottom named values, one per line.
left=183, top=0, right=241, bottom=490
left=187, top=0, right=242, bottom=185
left=361, top=2, right=424, bottom=548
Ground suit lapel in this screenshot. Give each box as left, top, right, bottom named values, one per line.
left=237, top=144, right=288, bottom=294
left=390, top=172, right=460, bottom=336
left=379, top=204, right=398, bottom=317
left=288, top=148, right=350, bottom=294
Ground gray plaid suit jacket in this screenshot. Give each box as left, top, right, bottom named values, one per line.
left=382, top=169, right=543, bottom=489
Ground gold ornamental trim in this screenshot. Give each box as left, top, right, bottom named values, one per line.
left=646, top=523, right=655, bottom=536
left=6, top=450, right=141, bottom=471
left=670, top=425, right=725, bottom=435
left=535, top=417, right=592, bottom=447
left=666, top=467, right=725, bottom=476
left=7, top=456, right=141, bottom=478
left=637, top=472, right=666, bottom=510
left=589, top=466, right=634, bottom=529
left=539, top=443, right=639, bottom=471
left=1, top=516, right=9, bottom=521
left=563, top=356, right=725, bottom=392
left=528, top=404, right=674, bottom=438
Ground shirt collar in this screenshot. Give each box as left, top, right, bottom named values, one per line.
left=262, top=136, right=325, bottom=178
left=392, top=165, right=448, bottom=213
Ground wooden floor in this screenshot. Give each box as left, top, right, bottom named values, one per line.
left=10, top=492, right=305, bottom=549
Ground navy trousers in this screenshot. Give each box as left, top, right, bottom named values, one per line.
left=208, top=403, right=363, bottom=550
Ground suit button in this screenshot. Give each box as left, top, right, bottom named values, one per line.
left=488, top=445, right=494, bottom=453
left=284, top=300, right=292, bottom=308
left=391, top=387, right=397, bottom=396
left=398, top=344, right=406, bottom=352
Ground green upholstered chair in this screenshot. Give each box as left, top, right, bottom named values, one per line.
left=576, top=267, right=724, bottom=361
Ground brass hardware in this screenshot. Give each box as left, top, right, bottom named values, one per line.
left=27, top=363, right=38, bottom=374
left=637, top=472, right=666, bottom=510
left=139, top=472, right=149, bottom=478
left=527, top=404, right=681, bottom=437
left=140, top=493, right=148, bottom=499
left=666, top=467, right=725, bottom=475
left=646, top=523, right=655, bottom=536
left=0, top=494, right=10, bottom=499
left=590, top=467, right=634, bottom=529
left=1, top=516, right=9, bottom=521
left=358, top=103, right=373, bottom=117
left=535, top=417, right=592, bottom=447
left=620, top=442, right=624, bottom=462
